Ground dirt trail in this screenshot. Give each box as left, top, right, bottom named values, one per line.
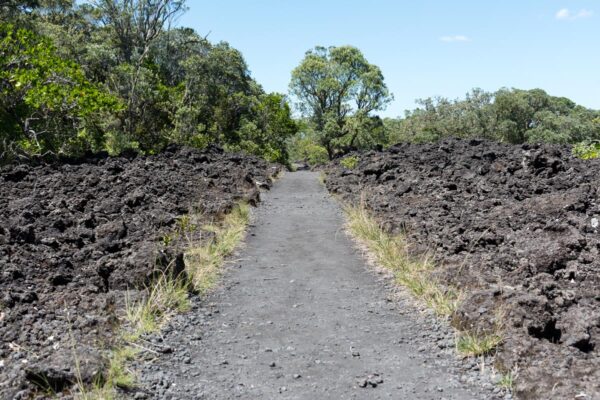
left=135, top=172, right=497, bottom=399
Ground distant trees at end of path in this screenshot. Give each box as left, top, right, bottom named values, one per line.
left=289, top=82, right=600, bottom=163
left=288, top=45, right=392, bottom=161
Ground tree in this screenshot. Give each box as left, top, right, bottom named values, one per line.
left=494, top=88, right=599, bottom=144
left=92, top=0, right=187, bottom=64
left=0, top=0, right=40, bottom=21
left=289, top=45, right=392, bottom=158
left=91, top=0, right=186, bottom=146
left=1, top=1, right=300, bottom=165
left=234, top=93, right=298, bottom=164
left=0, top=24, right=120, bottom=160
left=169, top=41, right=254, bottom=146
left=383, top=88, right=600, bottom=146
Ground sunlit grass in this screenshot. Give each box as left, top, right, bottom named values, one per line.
left=498, top=369, right=517, bottom=391
left=344, top=202, right=510, bottom=362
left=185, top=203, right=250, bottom=293
left=456, top=332, right=503, bottom=357
left=124, top=273, right=191, bottom=342
left=345, top=204, right=461, bottom=316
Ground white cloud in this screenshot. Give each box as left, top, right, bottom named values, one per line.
left=578, top=9, right=594, bottom=18
left=556, top=8, right=570, bottom=19
left=556, top=8, right=593, bottom=20
left=440, top=35, right=470, bottom=43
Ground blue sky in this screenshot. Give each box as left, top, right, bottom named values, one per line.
left=177, top=1, right=599, bottom=118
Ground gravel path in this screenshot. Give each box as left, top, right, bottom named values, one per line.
left=134, top=172, right=502, bottom=399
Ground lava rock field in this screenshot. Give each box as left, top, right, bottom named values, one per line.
left=0, top=145, right=276, bottom=398
left=325, top=138, right=600, bottom=399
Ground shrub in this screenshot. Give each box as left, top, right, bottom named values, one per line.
left=573, top=141, right=600, bottom=159
left=340, top=155, right=359, bottom=169
left=287, top=136, right=329, bottom=166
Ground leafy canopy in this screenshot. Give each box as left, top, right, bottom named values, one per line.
left=384, top=88, right=600, bottom=146
left=0, top=23, right=121, bottom=158
left=290, top=45, right=392, bottom=158
left=0, top=2, right=298, bottom=164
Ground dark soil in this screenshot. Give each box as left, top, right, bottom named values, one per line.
left=324, top=138, right=600, bottom=400
left=0, top=145, right=277, bottom=398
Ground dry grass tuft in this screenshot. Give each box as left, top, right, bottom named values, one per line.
left=124, top=273, right=190, bottom=341
left=75, top=346, right=138, bottom=399
left=318, top=172, right=326, bottom=185
left=185, top=203, right=250, bottom=293
left=345, top=204, right=461, bottom=317
left=498, top=368, right=517, bottom=391
left=344, top=202, right=508, bottom=361
left=456, top=307, right=506, bottom=357
left=124, top=203, right=249, bottom=340
left=72, top=203, right=251, bottom=398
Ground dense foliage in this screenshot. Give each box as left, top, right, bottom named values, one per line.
left=289, top=46, right=392, bottom=159
left=385, top=88, right=600, bottom=146
left=2, top=2, right=598, bottom=166
left=572, top=141, right=600, bottom=159
left=286, top=121, right=330, bottom=165
left=289, top=86, right=600, bottom=165
left=0, top=24, right=120, bottom=158
left=0, top=0, right=297, bottom=164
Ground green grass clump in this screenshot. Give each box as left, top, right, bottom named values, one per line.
left=75, top=385, right=114, bottom=400
left=456, top=332, right=503, bottom=357
left=74, top=347, right=137, bottom=400
left=106, top=347, right=137, bottom=389
left=345, top=204, right=461, bottom=316
left=124, top=274, right=191, bottom=341
left=498, top=370, right=516, bottom=391
left=572, top=141, right=600, bottom=159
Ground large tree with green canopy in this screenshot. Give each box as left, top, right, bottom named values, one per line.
left=289, top=45, right=392, bottom=159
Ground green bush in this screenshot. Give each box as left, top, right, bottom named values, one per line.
left=573, top=142, right=600, bottom=159
left=340, top=155, right=359, bottom=169
left=287, top=135, right=329, bottom=166
left=383, top=88, right=600, bottom=146
left=232, top=93, right=298, bottom=165
left=0, top=24, right=121, bottom=161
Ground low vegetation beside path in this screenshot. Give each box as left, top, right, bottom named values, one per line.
left=85, top=203, right=251, bottom=399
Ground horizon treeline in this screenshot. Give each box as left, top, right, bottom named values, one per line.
left=290, top=86, right=600, bottom=164
left=0, top=0, right=298, bottom=164
left=2, top=2, right=599, bottom=166
left=386, top=87, right=600, bottom=145
left=284, top=46, right=600, bottom=163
